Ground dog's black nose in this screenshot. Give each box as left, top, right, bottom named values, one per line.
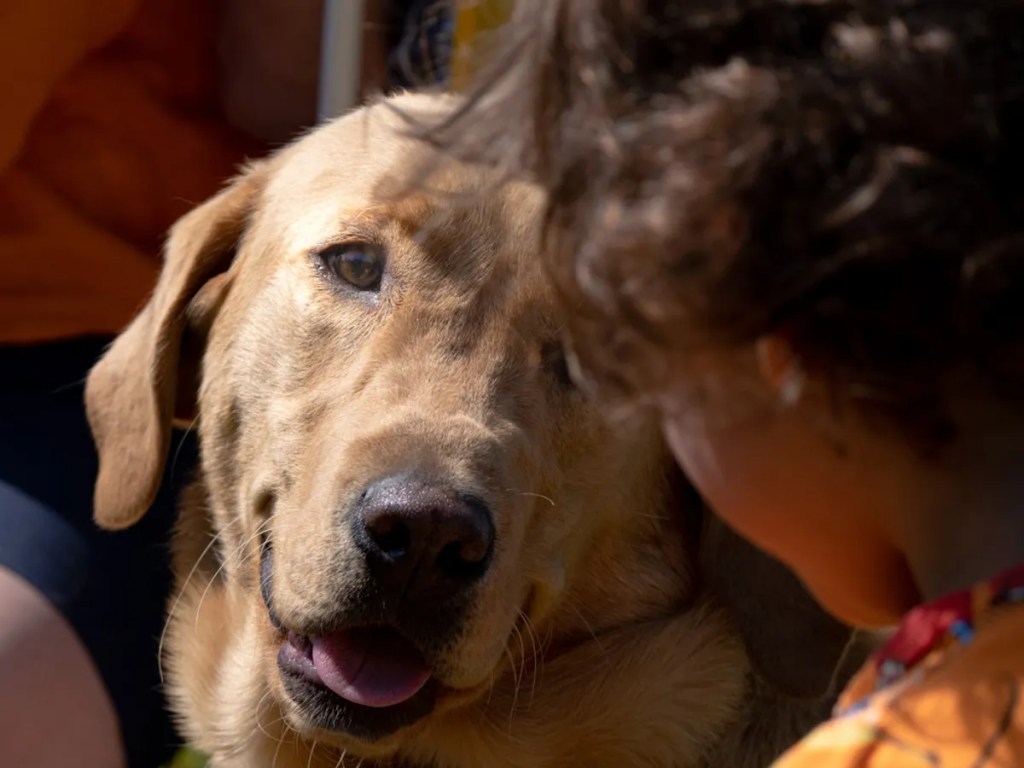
left=353, top=474, right=494, bottom=601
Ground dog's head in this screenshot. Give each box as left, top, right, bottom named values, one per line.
left=86, top=94, right=852, bottom=761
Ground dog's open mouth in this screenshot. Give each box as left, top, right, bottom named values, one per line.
left=277, top=626, right=439, bottom=739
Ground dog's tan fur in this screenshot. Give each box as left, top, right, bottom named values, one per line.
left=86, top=93, right=861, bottom=768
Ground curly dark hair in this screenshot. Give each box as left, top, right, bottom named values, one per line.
left=428, top=0, right=1024, bottom=448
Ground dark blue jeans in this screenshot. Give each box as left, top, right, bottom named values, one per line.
left=0, top=337, right=196, bottom=767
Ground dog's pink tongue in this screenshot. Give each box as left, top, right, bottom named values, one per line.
left=311, top=629, right=430, bottom=708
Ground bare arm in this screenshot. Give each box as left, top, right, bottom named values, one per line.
left=0, top=567, right=124, bottom=768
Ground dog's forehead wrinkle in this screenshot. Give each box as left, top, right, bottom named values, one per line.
left=268, top=102, right=473, bottom=225
left=415, top=204, right=509, bottom=278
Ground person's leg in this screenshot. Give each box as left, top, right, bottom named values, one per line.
left=0, top=338, right=195, bottom=768
left=0, top=564, right=124, bottom=768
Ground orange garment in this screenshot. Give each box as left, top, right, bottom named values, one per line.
left=775, top=564, right=1024, bottom=767
left=0, top=0, right=261, bottom=344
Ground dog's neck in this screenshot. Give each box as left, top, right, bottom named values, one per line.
left=548, top=506, right=695, bottom=648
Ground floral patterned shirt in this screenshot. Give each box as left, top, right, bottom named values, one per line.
left=774, top=563, right=1024, bottom=767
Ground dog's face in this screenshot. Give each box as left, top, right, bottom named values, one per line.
left=87, top=94, right=677, bottom=755
left=202, top=103, right=671, bottom=749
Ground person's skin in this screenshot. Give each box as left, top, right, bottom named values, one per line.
left=0, top=567, right=125, bottom=768
left=656, top=334, right=1024, bottom=628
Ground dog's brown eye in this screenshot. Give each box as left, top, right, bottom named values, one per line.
left=320, top=244, right=384, bottom=291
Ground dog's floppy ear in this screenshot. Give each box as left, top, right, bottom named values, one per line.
left=86, top=164, right=265, bottom=530
left=699, top=512, right=854, bottom=698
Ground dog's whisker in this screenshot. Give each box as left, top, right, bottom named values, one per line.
left=564, top=603, right=598, bottom=643
left=222, top=715, right=282, bottom=763
left=315, top=741, right=344, bottom=768
left=255, top=717, right=288, bottom=746
left=517, top=609, right=543, bottom=706
left=252, top=719, right=290, bottom=754
left=504, top=641, right=521, bottom=690
left=158, top=521, right=227, bottom=683
left=271, top=717, right=295, bottom=768
left=254, top=687, right=286, bottom=743
left=565, top=601, right=608, bottom=657
left=194, top=517, right=273, bottom=633
left=323, top=744, right=345, bottom=768
left=507, top=627, right=526, bottom=692
left=169, top=423, right=197, bottom=476
left=485, top=667, right=496, bottom=708
left=241, top=719, right=292, bottom=768
left=511, top=621, right=527, bottom=676
left=510, top=616, right=540, bottom=717
left=503, top=643, right=523, bottom=736
left=504, top=488, right=556, bottom=507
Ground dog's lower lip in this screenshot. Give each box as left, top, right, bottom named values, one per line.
left=279, top=632, right=316, bottom=681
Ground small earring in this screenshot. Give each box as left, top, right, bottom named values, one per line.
left=778, top=363, right=806, bottom=407
left=755, top=336, right=805, bottom=406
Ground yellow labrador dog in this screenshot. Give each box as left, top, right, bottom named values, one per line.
left=86, top=94, right=860, bottom=768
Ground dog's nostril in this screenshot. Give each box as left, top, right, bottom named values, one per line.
left=436, top=539, right=485, bottom=579
left=366, top=513, right=412, bottom=558
left=443, top=510, right=491, bottom=566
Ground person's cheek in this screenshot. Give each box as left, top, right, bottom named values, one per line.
left=660, top=411, right=733, bottom=518
left=659, top=406, right=779, bottom=552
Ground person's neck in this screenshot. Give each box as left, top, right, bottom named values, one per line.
left=910, top=500, right=1024, bottom=603
left=901, top=403, right=1024, bottom=604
